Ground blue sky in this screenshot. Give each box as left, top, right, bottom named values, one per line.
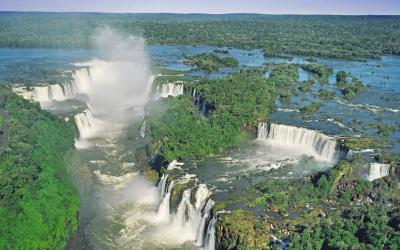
left=0, top=0, right=399, bottom=15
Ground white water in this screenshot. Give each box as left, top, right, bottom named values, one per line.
left=157, top=174, right=169, bottom=198
left=13, top=81, right=81, bottom=107
left=156, top=180, right=175, bottom=223
left=141, top=180, right=216, bottom=248
left=204, top=215, right=217, bottom=250
left=196, top=199, right=215, bottom=246
left=366, top=163, right=390, bottom=181
left=140, top=120, right=146, bottom=138
left=258, top=122, right=338, bottom=162
left=93, top=170, right=136, bottom=190
left=71, top=58, right=153, bottom=147
left=156, top=82, right=184, bottom=98
left=13, top=28, right=217, bottom=249
left=167, top=160, right=184, bottom=170
left=74, top=109, right=105, bottom=140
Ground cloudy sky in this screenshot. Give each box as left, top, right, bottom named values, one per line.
left=0, top=0, right=399, bottom=15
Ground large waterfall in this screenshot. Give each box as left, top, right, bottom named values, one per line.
left=257, top=122, right=338, bottom=162
left=153, top=176, right=216, bottom=248
left=366, top=163, right=390, bottom=181
left=13, top=66, right=92, bottom=108
left=204, top=215, right=217, bottom=250
left=156, top=82, right=184, bottom=98
left=12, top=28, right=218, bottom=249
left=13, top=81, right=80, bottom=106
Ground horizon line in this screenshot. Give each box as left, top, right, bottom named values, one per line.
left=0, top=10, right=399, bottom=16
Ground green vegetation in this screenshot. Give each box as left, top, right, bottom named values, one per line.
left=156, top=68, right=187, bottom=76
left=217, top=159, right=400, bottom=249
left=1, top=13, right=400, bottom=60
left=289, top=206, right=400, bottom=250
left=217, top=209, right=271, bottom=249
left=336, top=71, right=365, bottom=100
left=145, top=64, right=301, bottom=163
left=343, top=136, right=394, bottom=151
left=336, top=70, right=348, bottom=83
left=185, top=52, right=238, bottom=72
left=299, top=101, right=321, bottom=115
left=377, top=125, right=396, bottom=137
left=0, top=86, right=79, bottom=249
left=298, top=80, right=315, bottom=93
left=145, top=69, right=275, bottom=162
left=267, top=63, right=300, bottom=104
left=145, top=96, right=223, bottom=160
left=318, top=89, right=336, bottom=100
left=301, top=64, right=333, bottom=83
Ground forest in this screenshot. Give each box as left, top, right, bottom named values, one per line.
left=1, top=12, right=400, bottom=60
left=0, top=86, right=79, bottom=249
left=216, top=159, right=400, bottom=249
left=143, top=64, right=304, bottom=162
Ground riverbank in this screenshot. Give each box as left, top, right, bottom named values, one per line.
left=0, top=86, right=79, bottom=249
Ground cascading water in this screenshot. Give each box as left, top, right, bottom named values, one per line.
left=74, top=109, right=103, bottom=139
left=257, top=122, right=338, bottom=162
left=196, top=199, right=215, bottom=246
left=148, top=178, right=217, bottom=248
left=139, top=120, right=146, bottom=138
left=157, top=173, right=169, bottom=198
left=175, top=189, right=195, bottom=227
left=14, top=28, right=218, bottom=249
left=167, top=160, right=184, bottom=170
left=156, top=181, right=175, bottom=223
left=194, top=92, right=208, bottom=116
left=366, top=163, right=390, bottom=181
left=204, top=215, right=217, bottom=250
left=16, top=82, right=80, bottom=106
left=156, top=82, right=184, bottom=98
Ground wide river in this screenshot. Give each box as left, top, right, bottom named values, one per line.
left=1, top=45, right=399, bottom=249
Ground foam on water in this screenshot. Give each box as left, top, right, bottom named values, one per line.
left=258, top=122, right=338, bottom=162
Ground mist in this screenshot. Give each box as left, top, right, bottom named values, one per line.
left=73, top=27, right=153, bottom=146
left=87, top=27, right=152, bottom=119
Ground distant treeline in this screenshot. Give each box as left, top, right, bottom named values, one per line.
left=1, top=12, right=400, bottom=60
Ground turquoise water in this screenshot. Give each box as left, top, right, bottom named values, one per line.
left=1, top=46, right=399, bottom=149
left=1, top=46, right=399, bottom=150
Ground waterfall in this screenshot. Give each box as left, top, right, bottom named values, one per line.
left=14, top=71, right=84, bottom=107
left=72, top=67, right=92, bottom=94
left=73, top=108, right=106, bottom=138
left=167, top=160, right=184, bottom=170
left=157, top=174, right=169, bottom=199
left=71, top=59, right=153, bottom=148
left=204, top=215, right=217, bottom=250
left=193, top=92, right=208, bottom=116
left=171, top=184, right=213, bottom=244
left=175, top=189, right=195, bottom=227
left=140, top=120, right=146, bottom=138
left=20, top=81, right=80, bottom=105
left=196, top=199, right=215, bottom=246
left=74, top=109, right=96, bottom=139
left=195, top=184, right=210, bottom=210
left=156, top=180, right=175, bottom=223
left=152, top=181, right=216, bottom=247
left=157, top=83, right=184, bottom=98
left=366, top=163, right=390, bottom=181
left=257, top=122, right=338, bottom=162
